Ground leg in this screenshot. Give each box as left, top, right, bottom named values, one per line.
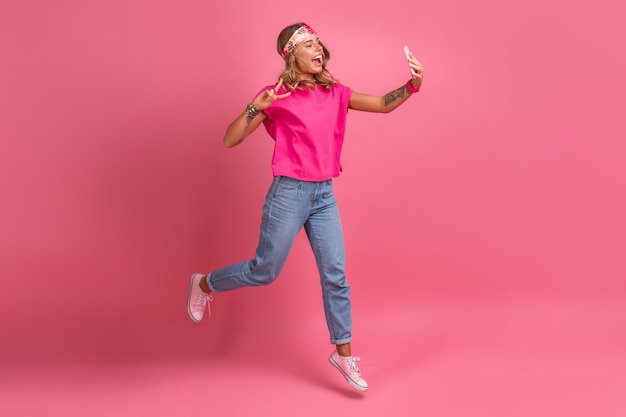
left=187, top=176, right=308, bottom=323
left=304, top=180, right=352, bottom=346
left=305, top=181, right=368, bottom=392
left=336, top=343, right=351, bottom=357
left=208, top=176, right=309, bottom=292
left=199, top=277, right=211, bottom=294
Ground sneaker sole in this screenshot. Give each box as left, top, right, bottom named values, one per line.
left=328, top=355, right=369, bottom=392
left=187, top=273, right=202, bottom=323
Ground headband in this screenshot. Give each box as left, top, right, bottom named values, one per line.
left=281, top=24, right=317, bottom=58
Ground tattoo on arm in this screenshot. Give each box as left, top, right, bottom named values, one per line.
left=384, top=85, right=409, bottom=107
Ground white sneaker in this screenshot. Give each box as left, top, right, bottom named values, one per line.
left=329, top=350, right=369, bottom=392
left=187, top=273, right=212, bottom=322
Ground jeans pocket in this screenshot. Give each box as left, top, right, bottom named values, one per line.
left=275, top=175, right=300, bottom=191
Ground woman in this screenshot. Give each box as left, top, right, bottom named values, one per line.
left=187, top=22, right=423, bottom=392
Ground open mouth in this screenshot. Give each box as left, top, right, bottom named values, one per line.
left=312, top=54, right=324, bottom=65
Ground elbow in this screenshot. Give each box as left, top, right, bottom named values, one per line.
left=379, top=97, right=394, bottom=114
left=223, top=135, right=242, bottom=148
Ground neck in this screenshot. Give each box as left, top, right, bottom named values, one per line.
left=296, top=73, right=315, bottom=82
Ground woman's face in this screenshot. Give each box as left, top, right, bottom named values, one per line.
left=292, top=35, right=325, bottom=78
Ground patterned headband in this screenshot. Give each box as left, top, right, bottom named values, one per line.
left=281, top=24, right=317, bottom=58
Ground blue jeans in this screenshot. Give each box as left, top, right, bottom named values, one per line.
left=207, top=176, right=352, bottom=345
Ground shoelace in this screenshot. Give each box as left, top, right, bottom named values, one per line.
left=346, top=356, right=362, bottom=378
left=193, top=293, right=213, bottom=317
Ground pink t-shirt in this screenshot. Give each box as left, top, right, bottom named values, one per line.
left=261, top=83, right=352, bottom=181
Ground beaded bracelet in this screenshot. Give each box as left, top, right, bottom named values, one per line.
left=245, top=103, right=259, bottom=123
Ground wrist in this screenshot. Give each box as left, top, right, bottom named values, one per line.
left=406, top=80, right=420, bottom=94
left=245, top=102, right=259, bottom=123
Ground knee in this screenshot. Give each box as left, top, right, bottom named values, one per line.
left=248, top=264, right=281, bottom=286
left=249, top=272, right=279, bottom=286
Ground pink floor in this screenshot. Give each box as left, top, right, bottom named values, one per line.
left=3, top=294, right=624, bottom=417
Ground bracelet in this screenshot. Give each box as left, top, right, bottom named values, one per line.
left=406, top=80, right=420, bottom=94
left=245, top=102, right=259, bottom=123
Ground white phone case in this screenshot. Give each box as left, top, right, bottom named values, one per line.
left=404, top=45, right=416, bottom=76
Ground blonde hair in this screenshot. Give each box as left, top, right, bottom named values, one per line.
left=276, top=22, right=338, bottom=90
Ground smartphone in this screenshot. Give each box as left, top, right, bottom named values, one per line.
left=404, top=45, right=416, bottom=76
left=403, top=45, right=411, bottom=60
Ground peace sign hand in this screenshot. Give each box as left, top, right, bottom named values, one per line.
left=250, top=78, right=291, bottom=111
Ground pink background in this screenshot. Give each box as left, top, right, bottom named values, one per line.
left=1, top=0, right=625, bottom=416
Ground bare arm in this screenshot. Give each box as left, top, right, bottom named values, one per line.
left=223, top=110, right=267, bottom=148
left=223, top=79, right=291, bottom=148
left=349, top=51, right=424, bottom=113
